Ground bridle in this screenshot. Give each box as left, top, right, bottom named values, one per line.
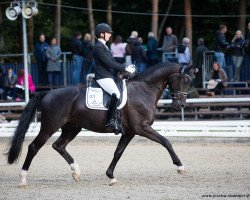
left=135, top=67, right=190, bottom=101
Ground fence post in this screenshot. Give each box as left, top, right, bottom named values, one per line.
left=63, top=53, right=67, bottom=86
left=181, top=108, right=185, bottom=121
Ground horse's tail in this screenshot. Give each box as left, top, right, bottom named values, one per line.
left=6, top=92, right=47, bottom=164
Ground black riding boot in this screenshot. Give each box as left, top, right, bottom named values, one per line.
left=106, top=94, right=122, bottom=135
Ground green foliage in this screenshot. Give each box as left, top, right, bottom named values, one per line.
left=1, top=0, right=250, bottom=54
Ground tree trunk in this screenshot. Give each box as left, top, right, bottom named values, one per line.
left=107, top=0, right=112, bottom=42
left=107, top=0, right=112, bottom=26
left=0, top=4, right=4, bottom=53
left=27, top=18, right=34, bottom=52
left=54, top=0, right=61, bottom=45
left=151, top=0, right=158, bottom=39
left=238, top=0, right=246, bottom=36
left=184, top=0, right=192, bottom=57
left=87, top=0, right=95, bottom=44
left=158, top=0, right=173, bottom=42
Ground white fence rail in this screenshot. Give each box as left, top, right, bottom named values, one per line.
left=1, top=120, right=249, bottom=138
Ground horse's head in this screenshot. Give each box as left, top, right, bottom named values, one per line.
left=168, top=65, right=195, bottom=110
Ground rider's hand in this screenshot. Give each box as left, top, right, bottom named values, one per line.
left=125, top=64, right=136, bottom=74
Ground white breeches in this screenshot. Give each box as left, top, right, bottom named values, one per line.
left=96, top=78, right=121, bottom=99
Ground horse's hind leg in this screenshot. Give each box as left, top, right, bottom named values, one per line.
left=139, top=126, right=185, bottom=174
left=106, top=133, right=135, bottom=186
left=52, top=125, right=81, bottom=182
left=20, top=128, right=55, bottom=187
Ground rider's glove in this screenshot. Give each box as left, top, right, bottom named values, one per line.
left=125, top=64, right=136, bottom=74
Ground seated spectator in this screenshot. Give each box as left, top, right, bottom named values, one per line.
left=16, top=69, right=36, bottom=100
left=207, top=62, right=228, bottom=96
left=0, top=66, right=5, bottom=99
left=132, top=37, right=148, bottom=73
left=147, top=32, right=158, bottom=66
left=177, top=37, right=191, bottom=65
left=231, top=30, right=245, bottom=82
left=81, top=33, right=95, bottom=84
left=46, top=37, right=62, bottom=86
left=4, top=68, right=17, bottom=100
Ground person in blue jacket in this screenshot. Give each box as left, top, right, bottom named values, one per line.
left=34, top=33, right=49, bottom=85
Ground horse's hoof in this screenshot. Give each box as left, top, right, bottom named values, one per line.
left=109, top=178, right=118, bottom=186
left=18, top=183, right=28, bottom=188
left=177, top=166, right=186, bottom=174
left=72, top=172, right=81, bottom=182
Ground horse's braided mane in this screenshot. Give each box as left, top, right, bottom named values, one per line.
left=131, top=62, right=180, bottom=81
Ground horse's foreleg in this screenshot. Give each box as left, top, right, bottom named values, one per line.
left=140, top=125, right=185, bottom=174
left=106, top=133, right=135, bottom=186
left=52, top=126, right=81, bottom=182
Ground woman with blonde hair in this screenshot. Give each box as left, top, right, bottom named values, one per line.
left=231, top=30, right=245, bottom=81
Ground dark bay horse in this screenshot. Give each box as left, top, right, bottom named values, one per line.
left=6, top=63, right=193, bottom=187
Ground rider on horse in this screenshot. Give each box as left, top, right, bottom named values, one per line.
left=93, top=23, right=135, bottom=134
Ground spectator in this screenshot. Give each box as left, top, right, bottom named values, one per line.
left=161, top=26, right=178, bottom=62
left=193, top=38, right=208, bottom=88
left=245, top=22, right=250, bottom=49
left=214, top=24, right=229, bottom=70
left=46, top=37, right=62, bottom=86
left=231, top=30, right=245, bottom=82
left=177, top=37, right=191, bottom=65
left=125, top=31, right=138, bottom=65
left=71, top=32, right=83, bottom=85
left=81, top=33, right=95, bottom=84
left=147, top=32, right=158, bottom=66
left=132, top=37, right=148, bottom=73
left=111, top=35, right=126, bottom=64
left=0, top=67, right=5, bottom=99
left=4, top=68, right=17, bottom=100
left=207, top=62, right=228, bottom=96
left=16, top=69, right=36, bottom=100
left=34, top=33, right=49, bottom=85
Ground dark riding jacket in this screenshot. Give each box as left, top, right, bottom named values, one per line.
left=93, top=40, right=126, bottom=80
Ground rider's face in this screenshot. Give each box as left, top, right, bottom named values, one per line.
left=104, top=32, right=111, bottom=41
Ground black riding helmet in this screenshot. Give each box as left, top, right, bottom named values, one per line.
left=95, top=23, right=113, bottom=38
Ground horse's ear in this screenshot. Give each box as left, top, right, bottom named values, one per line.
left=180, top=65, right=187, bottom=74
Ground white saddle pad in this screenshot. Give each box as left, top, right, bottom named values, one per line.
left=86, top=80, right=127, bottom=110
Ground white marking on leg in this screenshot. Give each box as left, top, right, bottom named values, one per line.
left=70, top=162, right=81, bottom=182
left=109, top=178, right=118, bottom=186
left=177, top=166, right=185, bottom=174
left=19, top=170, right=28, bottom=188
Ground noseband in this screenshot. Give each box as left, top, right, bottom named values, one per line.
left=168, top=73, right=190, bottom=101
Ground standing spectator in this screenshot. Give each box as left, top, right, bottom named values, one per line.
left=16, top=69, right=36, bottom=100
left=34, top=33, right=49, bottom=85
left=214, top=24, right=229, bottom=70
left=132, top=37, right=148, bottom=73
left=147, top=32, right=158, bottom=66
left=193, top=38, right=208, bottom=88
left=245, top=22, right=250, bottom=48
left=161, top=26, right=178, bottom=62
left=111, top=35, right=126, bottom=64
left=46, top=37, right=62, bottom=86
left=231, top=30, right=245, bottom=82
left=81, top=33, right=95, bottom=84
left=177, top=37, right=191, bottom=65
left=71, top=32, right=83, bottom=85
left=207, top=62, right=228, bottom=96
left=125, top=31, right=138, bottom=65
left=4, top=68, right=17, bottom=100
